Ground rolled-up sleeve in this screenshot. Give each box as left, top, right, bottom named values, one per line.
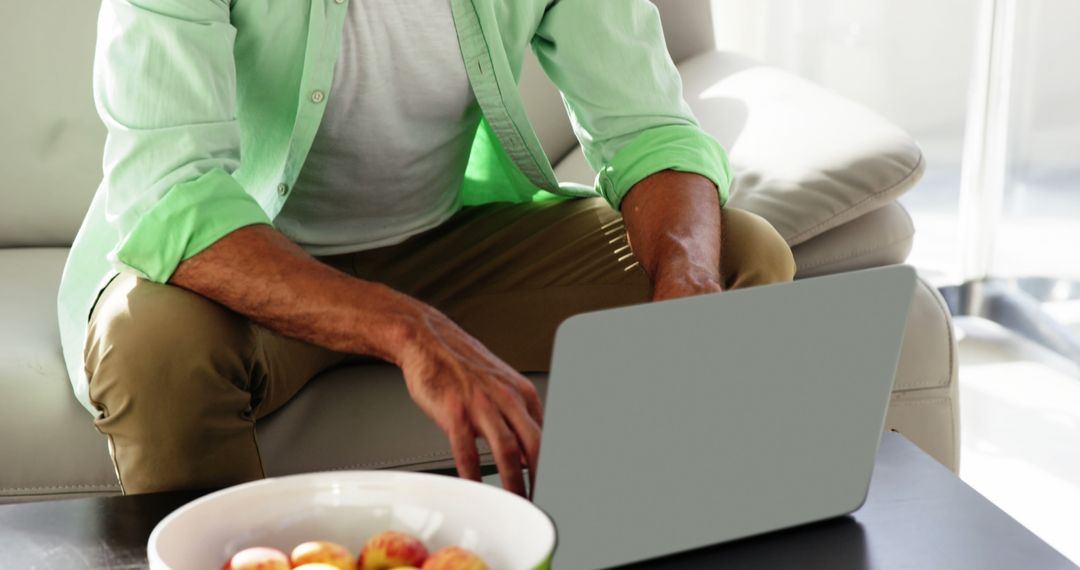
left=531, top=0, right=732, bottom=210
left=95, top=0, right=270, bottom=283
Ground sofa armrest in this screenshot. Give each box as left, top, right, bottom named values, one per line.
left=792, top=201, right=915, bottom=278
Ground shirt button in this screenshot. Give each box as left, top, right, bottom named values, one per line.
left=311, top=90, right=325, bottom=104
left=277, top=183, right=289, bottom=196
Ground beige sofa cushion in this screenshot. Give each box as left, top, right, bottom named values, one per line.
left=692, top=51, right=926, bottom=245
left=554, top=50, right=926, bottom=247
left=792, top=201, right=915, bottom=278
left=0, top=249, right=118, bottom=501
left=0, top=3, right=103, bottom=247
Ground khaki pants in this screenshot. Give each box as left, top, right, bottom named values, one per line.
left=84, top=199, right=795, bottom=494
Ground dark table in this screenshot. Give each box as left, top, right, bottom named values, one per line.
left=1, top=434, right=1075, bottom=569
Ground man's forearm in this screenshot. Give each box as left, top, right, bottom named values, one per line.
left=169, top=224, right=425, bottom=364
left=170, top=224, right=543, bottom=495
left=620, top=170, right=723, bottom=300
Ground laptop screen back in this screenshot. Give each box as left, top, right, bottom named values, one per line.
left=533, top=266, right=916, bottom=570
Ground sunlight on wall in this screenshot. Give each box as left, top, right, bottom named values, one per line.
left=709, top=0, right=1080, bottom=282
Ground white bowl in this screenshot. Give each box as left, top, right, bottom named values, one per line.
left=148, top=471, right=556, bottom=570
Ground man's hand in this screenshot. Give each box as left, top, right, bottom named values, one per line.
left=397, top=307, right=544, bottom=497
left=620, top=170, right=724, bottom=301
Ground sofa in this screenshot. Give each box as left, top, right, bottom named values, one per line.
left=0, top=1, right=958, bottom=503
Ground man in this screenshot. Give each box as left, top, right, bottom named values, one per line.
left=59, top=0, right=796, bottom=497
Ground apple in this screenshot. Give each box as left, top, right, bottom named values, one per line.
left=421, top=547, right=489, bottom=570
left=290, top=540, right=354, bottom=570
left=293, top=565, right=344, bottom=570
left=222, top=546, right=290, bottom=570
left=357, top=531, right=429, bottom=570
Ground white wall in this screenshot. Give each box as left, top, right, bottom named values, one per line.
left=711, top=0, right=980, bottom=171
left=1010, top=0, right=1080, bottom=176
left=709, top=0, right=1080, bottom=281
left=709, top=0, right=1080, bottom=181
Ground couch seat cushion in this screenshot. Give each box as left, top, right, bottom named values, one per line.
left=0, top=249, right=119, bottom=501
left=258, top=367, right=546, bottom=475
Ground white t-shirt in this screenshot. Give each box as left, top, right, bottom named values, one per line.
left=276, top=0, right=482, bottom=255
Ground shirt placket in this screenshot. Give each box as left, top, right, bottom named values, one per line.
left=273, top=0, right=352, bottom=218
left=450, top=0, right=563, bottom=194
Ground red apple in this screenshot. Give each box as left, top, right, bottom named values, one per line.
left=290, top=540, right=354, bottom=570
left=293, top=564, right=344, bottom=570
left=222, top=546, right=290, bottom=570
left=421, top=547, right=489, bottom=570
left=357, top=531, right=429, bottom=570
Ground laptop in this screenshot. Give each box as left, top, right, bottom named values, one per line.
left=528, top=265, right=917, bottom=569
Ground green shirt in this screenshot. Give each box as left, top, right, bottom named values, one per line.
left=59, top=0, right=732, bottom=413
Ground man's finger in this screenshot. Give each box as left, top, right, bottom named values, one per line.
left=474, top=399, right=526, bottom=497
left=448, top=423, right=481, bottom=482
left=501, top=406, right=542, bottom=499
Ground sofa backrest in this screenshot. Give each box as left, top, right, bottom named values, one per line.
left=1, top=2, right=104, bottom=248
left=0, top=0, right=713, bottom=248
